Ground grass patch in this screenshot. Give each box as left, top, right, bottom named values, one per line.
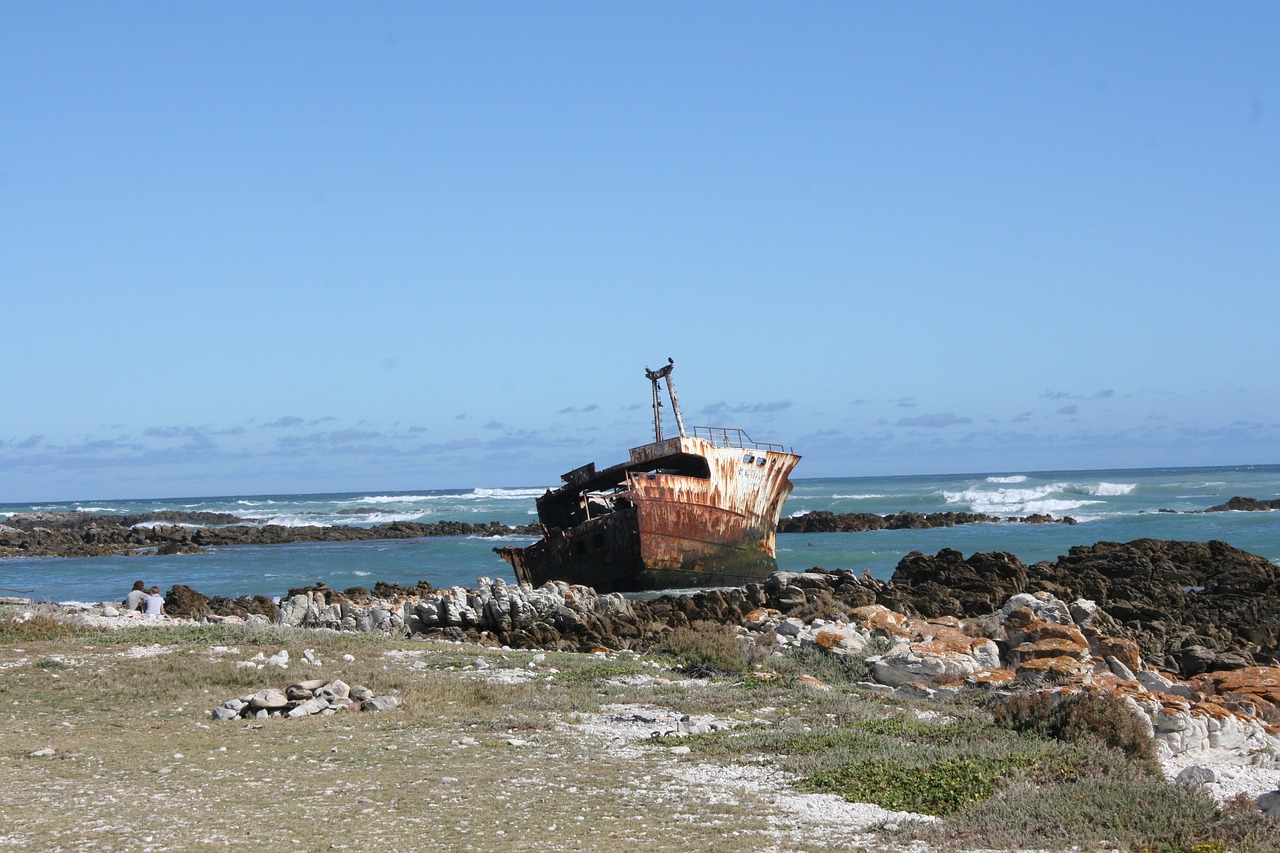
left=0, top=625, right=812, bottom=852
left=913, top=774, right=1280, bottom=853
left=548, top=659, right=648, bottom=684
left=679, top=704, right=1159, bottom=819
left=0, top=613, right=99, bottom=641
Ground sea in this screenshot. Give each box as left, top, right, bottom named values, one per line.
left=2, top=464, right=1278, bottom=606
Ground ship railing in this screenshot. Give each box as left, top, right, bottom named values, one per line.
left=689, top=426, right=789, bottom=453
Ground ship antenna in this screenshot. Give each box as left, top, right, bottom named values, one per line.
left=643, top=357, right=685, bottom=441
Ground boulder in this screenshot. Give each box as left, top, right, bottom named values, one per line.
left=249, top=688, right=288, bottom=710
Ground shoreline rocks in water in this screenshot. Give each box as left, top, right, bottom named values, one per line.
left=1199, top=496, right=1280, bottom=513
left=0, top=511, right=542, bottom=558
left=4, top=492, right=1271, bottom=559
left=778, top=510, right=1076, bottom=532
left=0, top=507, right=1078, bottom=559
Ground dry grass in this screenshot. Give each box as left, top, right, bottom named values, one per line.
left=7, top=608, right=1280, bottom=853
left=0, top=616, right=901, bottom=853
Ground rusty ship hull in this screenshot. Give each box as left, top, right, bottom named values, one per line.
left=496, top=430, right=801, bottom=593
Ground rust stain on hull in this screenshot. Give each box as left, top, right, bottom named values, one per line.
left=495, top=360, right=800, bottom=593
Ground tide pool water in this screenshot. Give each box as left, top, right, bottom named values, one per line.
left=2, top=465, right=1277, bottom=605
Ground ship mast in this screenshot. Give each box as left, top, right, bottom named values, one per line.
left=644, top=357, right=685, bottom=441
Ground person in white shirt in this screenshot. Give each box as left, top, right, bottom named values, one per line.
left=143, top=586, right=166, bottom=617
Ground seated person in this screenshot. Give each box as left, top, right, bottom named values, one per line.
left=143, top=586, right=166, bottom=617
left=123, top=581, right=147, bottom=612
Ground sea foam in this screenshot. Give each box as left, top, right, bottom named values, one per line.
left=1084, top=482, right=1137, bottom=496
left=943, top=483, right=1101, bottom=516
left=471, top=487, right=548, bottom=500
left=352, top=494, right=444, bottom=505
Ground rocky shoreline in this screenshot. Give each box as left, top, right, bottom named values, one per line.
left=35, top=535, right=1280, bottom=809
left=96, top=538, right=1277, bottom=681
left=0, top=511, right=541, bottom=558
left=4, top=495, right=1272, bottom=559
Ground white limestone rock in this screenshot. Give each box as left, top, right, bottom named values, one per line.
left=871, top=644, right=981, bottom=687
left=999, top=591, right=1073, bottom=624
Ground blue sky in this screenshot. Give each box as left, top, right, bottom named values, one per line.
left=2, top=2, right=1277, bottom=502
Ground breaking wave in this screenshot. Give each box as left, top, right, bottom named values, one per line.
left=470, top=487, right=548, bottom=500
left=942, top=479, right=1139, bottom=516
left=1080, top=482, right=1137, bottom=496
left=351, top=494, right=446, bottom=505
left=943, top=483, right=1102, bottom=516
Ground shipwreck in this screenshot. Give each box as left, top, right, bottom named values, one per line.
left=495, top=359, right=801, bottom=593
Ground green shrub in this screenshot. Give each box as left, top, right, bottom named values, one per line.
left=549, top=660, right=646, bottom=684
left=990, top=688, right=1157, bottom=767
left=807, top=755, right=996, bottom=815
left=914, top=773, right=1280, bottom=853
left=770, top=636, right=895, bottom=684
left=652, top=621, right=759, bottom=675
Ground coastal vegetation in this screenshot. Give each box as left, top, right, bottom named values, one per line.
left=4, top=607, right=1280, bottom=852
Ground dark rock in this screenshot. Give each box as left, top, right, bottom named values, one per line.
left=165, top=584, right=212, bottom=619
left=778, top=510, right=1073, bottom=534
left=886, top=548, right=1027, bottom=618
left=0, top=510, right=542, bottom=558
left=208, top=594, right=279, bottom=620
left=1203, top=496, right=1280, bottom=513
left=1025, top=540, right=1280, bottom=678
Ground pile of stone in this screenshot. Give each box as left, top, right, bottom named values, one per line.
left=211, top=678, right=403, bottom=721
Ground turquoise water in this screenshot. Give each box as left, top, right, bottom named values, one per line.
left=2, top=465, right=1277, bottom=604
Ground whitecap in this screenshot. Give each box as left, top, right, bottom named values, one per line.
left=349, top=494, right=444, bottom=505
left=943, top=483, right=1100, bottom=516
left=832, top=493, right=886, bottom=500
left=985, top=475, right=1028, bottom=484
left=471, top=487, right=549, bottom=500
left=1084, top=482, right=1137, bottom=496
left=258, top=515, right=332, bottom=528
left=1021, top=498, right=1103, bottom=515
left=359, top=512, right=429, bottom=524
